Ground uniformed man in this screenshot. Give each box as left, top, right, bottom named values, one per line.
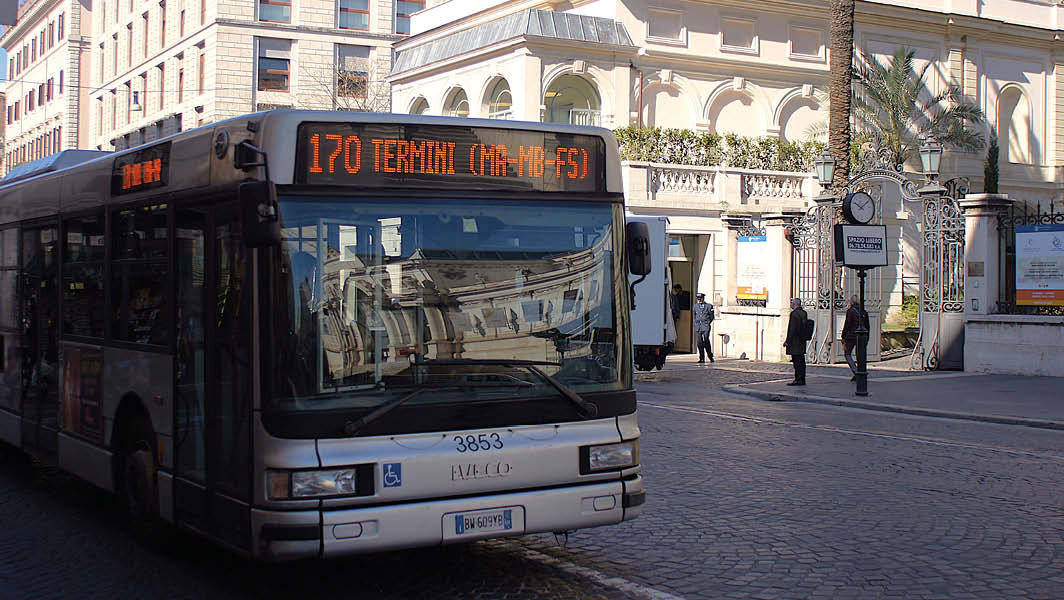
left=693, top=292, right=714, bottom=363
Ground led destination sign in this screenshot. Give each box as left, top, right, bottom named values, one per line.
left=296, top=123, right=606, bottom=193
left=112, top=142, right=170, bottom=196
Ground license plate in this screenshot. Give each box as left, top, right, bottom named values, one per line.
left=444, top=506, right=524, bottom=540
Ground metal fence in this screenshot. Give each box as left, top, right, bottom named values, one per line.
left=997, top=202, right=1064, bottom=315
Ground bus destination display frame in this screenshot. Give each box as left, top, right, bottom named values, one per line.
left=295, top=122, right=606, bottom=193
left=111, top=141, right=171, bottom=196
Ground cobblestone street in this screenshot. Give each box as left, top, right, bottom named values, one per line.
left=2, top=362, right=1063, bottom=599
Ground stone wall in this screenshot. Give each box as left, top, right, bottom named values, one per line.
left=965, top=316, right=1064, bottom=376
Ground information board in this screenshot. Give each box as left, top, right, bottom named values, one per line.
left=1016, top=224, right=1064, bottom=306
left=736, top=235, right=769, bottom=301
left=834, top=224, right=888, bottom=268
left=295, top=123, right=606, bottom=193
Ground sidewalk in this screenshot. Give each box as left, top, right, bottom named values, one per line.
left=653, top=354, right=1064, bottom=430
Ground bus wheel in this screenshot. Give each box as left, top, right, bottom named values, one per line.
left=119, top=420, right=162, bottom=538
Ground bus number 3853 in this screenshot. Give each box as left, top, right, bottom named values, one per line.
left=455, top=433, right=504, bottom=453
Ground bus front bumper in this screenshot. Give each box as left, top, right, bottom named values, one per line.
left=251, top=475, right=644, bottom=560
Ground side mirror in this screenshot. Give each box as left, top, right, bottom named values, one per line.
left=626, top=221, right=651, bottom=275
left=240, top=180, right=281, bottom=247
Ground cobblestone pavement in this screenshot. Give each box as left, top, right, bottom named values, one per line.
left=2, top=362, right=1063, bottom=599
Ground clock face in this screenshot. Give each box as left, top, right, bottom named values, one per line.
left=845, top=191, right=875, bottom=224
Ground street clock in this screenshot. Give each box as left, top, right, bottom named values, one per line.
left=842, top=191, right=876, bottom=224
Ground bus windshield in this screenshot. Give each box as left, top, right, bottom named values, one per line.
left=268, top=197, right=625, bottom=412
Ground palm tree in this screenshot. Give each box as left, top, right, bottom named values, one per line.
left=828, top=0, right=855, bottom=190
left=852, top=47, right=984, bottom=167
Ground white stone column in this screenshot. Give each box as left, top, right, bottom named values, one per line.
left=959, top=193, right=1013, bottom=315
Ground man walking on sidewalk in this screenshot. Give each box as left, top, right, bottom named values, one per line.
left=693, top=292, right=715, bottom=363
left=842, top=295, right=860, bottom=382
left=785, top=298, right=807, bottom=385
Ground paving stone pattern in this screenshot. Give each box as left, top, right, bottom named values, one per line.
left=518, top=379, right=1064, bottom=599
left=2, top=363, right=1063, bottom=599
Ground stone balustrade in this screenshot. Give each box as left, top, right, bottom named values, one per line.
left=623, top=161, right=815, bottom=213
left=741, top=171, right=808, bottom=206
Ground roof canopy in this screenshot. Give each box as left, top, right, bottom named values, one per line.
left=393, top=9, right=635, bottom=75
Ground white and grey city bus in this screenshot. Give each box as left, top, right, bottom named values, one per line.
left=0, top=110, right=647, bottom=560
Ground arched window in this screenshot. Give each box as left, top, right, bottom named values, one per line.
left=487, top=78, right=512, bottom=119
left=410, top=96, right=429, bottom=115
left=998, top=87, right=1032, bottom=164
left=445, top=88, right=469, bottom=118
left=544, top=75, right=600, bottom=126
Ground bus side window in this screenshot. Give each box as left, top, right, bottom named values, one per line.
left=0, top=227, right=12, bottom=410
left=111, top=204, right=170, bottom=346
left=62, top=213, right=107, bottom=339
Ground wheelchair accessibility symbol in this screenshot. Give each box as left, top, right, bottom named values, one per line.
left=383, top=463, right=402, bottom=488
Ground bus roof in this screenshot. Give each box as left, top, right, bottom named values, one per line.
left=0, top=110, right=623, bottom=227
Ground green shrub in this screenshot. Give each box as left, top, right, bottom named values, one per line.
left=900, top=294, right=919, bottom=328
left=614, top=126, right=824, bottom=172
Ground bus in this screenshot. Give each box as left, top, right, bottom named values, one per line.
left=0, top=110, right=648, bottom=560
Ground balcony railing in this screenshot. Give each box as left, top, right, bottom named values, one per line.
left=623, top=162, right=815, bottom=213
left=740, top=171, right=807, bottom=206
left=568, top=109, right=600, bottom=126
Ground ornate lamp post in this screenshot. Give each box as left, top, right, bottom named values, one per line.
left=918, top=134, right=942, bottom=181
left=814, top=150, right=837, bottom=197
left=918, top=134, right=946, bottom=196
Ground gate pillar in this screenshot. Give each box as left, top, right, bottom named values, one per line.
left=958, top=193, right=1013, bottom=316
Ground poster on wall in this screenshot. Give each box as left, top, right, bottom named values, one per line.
left=736, top=235, right=769, bottom=302
left=61, top=345, right=104, bottom=442
left=1016, top=224, right=1064, bottom=306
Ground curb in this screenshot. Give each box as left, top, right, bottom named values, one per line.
left=721, top=384, right=1064, bottom=431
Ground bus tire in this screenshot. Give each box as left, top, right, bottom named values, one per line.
left=117, top=416, right=163, bottom=539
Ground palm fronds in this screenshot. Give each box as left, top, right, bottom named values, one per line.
left=851, top=46, right=985, bottom=166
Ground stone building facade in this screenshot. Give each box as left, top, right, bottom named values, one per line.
left=390, top=0, right=1064, bottom=361
left=1, top=0, right=92, bottom=175
left=85, top=0, right=410, bottom=151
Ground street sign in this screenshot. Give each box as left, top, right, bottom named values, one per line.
left=834, top=224, right=888, bottom=268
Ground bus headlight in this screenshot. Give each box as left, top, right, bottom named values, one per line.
left=268, top=468, right=358, bottom=499
left=581, top=440, right=639, bottom=474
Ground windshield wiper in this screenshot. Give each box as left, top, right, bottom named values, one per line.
left=341, top=379, right=539, bottom=435
left=343, top=387, right=429, bottom=436
left=418, top=359, right=599, bottom=420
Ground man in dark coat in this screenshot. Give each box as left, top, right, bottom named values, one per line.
left=670, top=284, right=682, bottom=322
left=784, top=297, right=807, bottom=385
left=841, top=295, right=860, bottom=382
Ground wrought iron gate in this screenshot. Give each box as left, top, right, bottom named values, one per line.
left=789, top=148, right=965, bottom=370
left=910, top=178, right=967, bottom=370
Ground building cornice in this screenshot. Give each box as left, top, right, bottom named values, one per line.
left=635, top=49, right=831, bottom=82
left=856, top=1, right=1064, bottom=47
left=214, top=18, right=403, bottom=44
left=1, top=0, right=64, bottom=49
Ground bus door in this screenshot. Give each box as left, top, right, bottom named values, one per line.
left=173, top=205, right=252, bottom=550
left=19, top=224, right=60, bottom=455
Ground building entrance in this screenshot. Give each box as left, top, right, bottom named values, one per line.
left=668, top=234, right=698, bottom=353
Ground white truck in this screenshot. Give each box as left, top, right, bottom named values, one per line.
left=627, top=216, right=676, bottom=371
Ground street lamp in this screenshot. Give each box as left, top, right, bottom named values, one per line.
left=814, top=150, right=836, bottom=190
left=919, top=134, right=942, bottom=180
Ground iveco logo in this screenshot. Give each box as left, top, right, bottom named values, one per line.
left=452, top=462, right=513, bottom=481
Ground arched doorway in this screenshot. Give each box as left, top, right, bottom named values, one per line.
left=486, top=78, right=513, bottom=119
left=544, top=75, right=600, bottom=126
left=409, top=96, right=429, bottom=115
left=444, top=88, right=469, bottom=117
